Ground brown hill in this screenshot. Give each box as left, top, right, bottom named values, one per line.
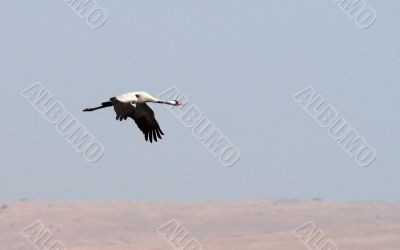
left=1, top=200, right=399, bottom=250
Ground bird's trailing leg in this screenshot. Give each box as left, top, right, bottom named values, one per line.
left=83, top=101, right=113, bottom=112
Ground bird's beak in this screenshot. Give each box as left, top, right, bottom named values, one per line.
left=175, top=100, right=185, bottom=106
left=156, top=100, right=184, bottom=106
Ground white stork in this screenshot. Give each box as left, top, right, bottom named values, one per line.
left=83, top=91, right=182, bottom=143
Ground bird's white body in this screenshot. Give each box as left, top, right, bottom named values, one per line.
left=83, top=91, right=182, bottom=143
left=115, top=92, right=138, bottom=103
left=115, top=91, right=178, bottom=105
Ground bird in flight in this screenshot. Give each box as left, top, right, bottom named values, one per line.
left=83, top=91, right=183, bottom=143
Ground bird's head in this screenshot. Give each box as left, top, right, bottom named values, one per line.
left=134, top=91, right=184, bottom=106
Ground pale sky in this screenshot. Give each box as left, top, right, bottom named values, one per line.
left=1, top=0, right=399, bottom=202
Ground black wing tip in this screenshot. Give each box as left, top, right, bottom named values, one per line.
left=144, top=129, right=163, bottom=143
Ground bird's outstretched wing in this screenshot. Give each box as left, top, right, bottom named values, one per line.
left=111, top=97, right=134, bottom=121
left=128, top=103, right=164, bottom=143
left=110, top=98, right=164, bottom=143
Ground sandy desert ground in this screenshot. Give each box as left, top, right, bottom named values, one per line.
left=0, top=200, right=399, bottom=250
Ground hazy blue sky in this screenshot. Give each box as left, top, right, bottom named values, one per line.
left=1, top=1, right=399, bottom=202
